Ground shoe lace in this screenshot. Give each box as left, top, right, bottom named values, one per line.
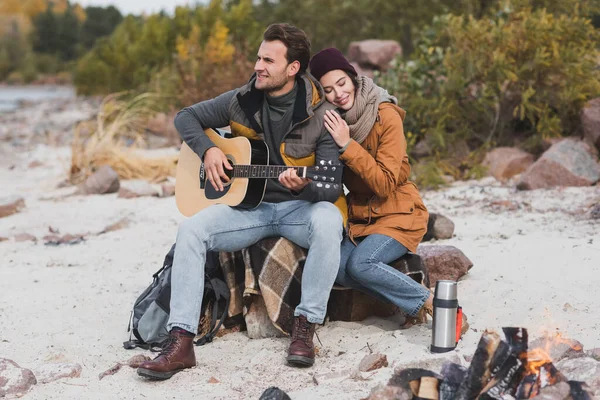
left=156, top=334, right=180, bottom=359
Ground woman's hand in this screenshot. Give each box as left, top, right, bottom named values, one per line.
left=324, top=110, right=351, bottom=148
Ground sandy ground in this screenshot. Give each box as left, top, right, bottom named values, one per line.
left=1, top=102, right=599, bottom=399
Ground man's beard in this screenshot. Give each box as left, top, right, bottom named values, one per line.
left=259, top=73, right=290, bottom=95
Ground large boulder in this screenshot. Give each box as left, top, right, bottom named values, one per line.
left=347, top=40, right=402, bottom=70
left=582, top=97, right=600, bottom=152
left=517, top=140, right=600, bottom=190
left=417, top=245, right=473, bottom=287
left=0, top=358, right=37, bottom=398
left=482, top=147, right=534, bottom=181
left=423, top=213, right=455, bottom=241
left=76, top=165, right=120, bottom=195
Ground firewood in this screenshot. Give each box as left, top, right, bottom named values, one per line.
left=439, top=363, right=467, bottom=400
left=455, top=330, right=502, bottom=400
left=417, top=376, right=440, bottom=399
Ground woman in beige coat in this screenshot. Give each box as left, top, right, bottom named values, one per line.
left=309, top=48, right=432, bottom=326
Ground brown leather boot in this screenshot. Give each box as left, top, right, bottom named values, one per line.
left=137, top=329, right=196, bottom=380
left=287, top=315, right=316, bottom=367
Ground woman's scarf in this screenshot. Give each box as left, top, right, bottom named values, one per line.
left=344, top=76, right=397, bottom=144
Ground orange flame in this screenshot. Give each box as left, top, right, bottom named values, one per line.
left=526, top=332, right=581, bottom=375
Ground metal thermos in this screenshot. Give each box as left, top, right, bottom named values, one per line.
left=430, top=280, right=458, bottom=353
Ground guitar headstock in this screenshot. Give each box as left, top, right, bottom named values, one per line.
left=307, top=160, right=343, bottom=189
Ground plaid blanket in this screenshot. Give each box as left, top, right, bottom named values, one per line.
left=218, top=237, right=428, bottom=335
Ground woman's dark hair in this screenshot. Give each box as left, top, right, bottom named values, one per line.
left=263, top=23, right=311, bottom=74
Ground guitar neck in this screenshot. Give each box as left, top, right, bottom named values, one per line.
left=232, top=165, right=307, bottom=179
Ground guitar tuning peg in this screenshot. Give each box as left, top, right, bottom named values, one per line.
left=325, top=184, right=331, bottom=189
left=316, top=183, right=323, bottom=188
left=314, top=166, right=320, bottom=171
left=313, top=175, right=318, bottom=180
left=321, top=176, right=327, bottom=181
left=330, top=177, right=335, bottom=182
left=331, top=166, right=336, bottom=171
left=328, top=160, right=333, bottom=165
left=333, top=184, right=339, bottom=189
left=323, top=166, right=328, bottom=171
left=319, top=160, right=326, bottom=165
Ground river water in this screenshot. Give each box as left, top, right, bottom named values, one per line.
left=0, top=85, right=76, bottom=113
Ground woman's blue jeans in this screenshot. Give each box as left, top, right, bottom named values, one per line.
left=337, top=234, right=429, bottom=317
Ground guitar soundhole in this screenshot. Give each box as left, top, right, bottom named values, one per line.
left=221, top=156, right=235, bottom=187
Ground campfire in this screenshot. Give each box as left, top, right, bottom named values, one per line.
left=372, top=328, right=594, bottom=400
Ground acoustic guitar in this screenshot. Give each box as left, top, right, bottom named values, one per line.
left=175, top=128, right=342, bottom=217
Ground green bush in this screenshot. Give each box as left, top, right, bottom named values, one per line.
left=379, top=8, right=600, bottom=153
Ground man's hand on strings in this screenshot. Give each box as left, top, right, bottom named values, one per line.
left=279, top=168, right=310, bottom=192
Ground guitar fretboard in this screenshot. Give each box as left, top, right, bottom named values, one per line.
left=232, top=165, right=306, bottom=178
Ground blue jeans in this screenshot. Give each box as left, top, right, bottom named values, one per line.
left=167, top=200, right=343, bottom=333
left=337, top=234, right=429, bottom=317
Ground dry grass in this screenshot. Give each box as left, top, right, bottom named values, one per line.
left=70, top=92, right=178, bottom=184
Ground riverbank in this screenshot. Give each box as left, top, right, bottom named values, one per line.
left=0, top=96, right=599, bottom=399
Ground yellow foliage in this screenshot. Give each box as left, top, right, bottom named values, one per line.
left=204, top=20, right=234, bottom=64
left=176, top=24, right=201, bottom=62
left=22, top=0, right=47, bottom=18
left=48, top=0, right=67, bottom=14
left=72, top=3, right=86, bottom=22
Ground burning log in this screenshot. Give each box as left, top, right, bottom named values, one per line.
left=439, top=362, right=467, bottom=400
left=478, top=328, right=529, bottom=399
left=387, top=368, right=442, bottom=400
left=455, top=330, right=502, bottom=400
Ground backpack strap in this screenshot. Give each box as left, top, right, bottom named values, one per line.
left=195, top=276, right=230, bottom=346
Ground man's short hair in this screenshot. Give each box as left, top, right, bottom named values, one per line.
left=263, top=23, right=311, bottom=74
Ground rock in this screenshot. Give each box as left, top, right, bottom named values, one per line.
left=161, top=181, right=176, bottom=197
left=328, top=287, right=398, bottom=322
left=482, top=147, right=535, bottom=181
left=359, top=353, right=389, bottom=372
left=208, top=376, right=220, bottom=384
left=0, top=358, right=37, bottom=398
left=555, top=357, right=600, bottom=396
left=581, top=97, right=600, bottom=152
left=125, top=354, right=150, bottom=368
left=590, top=204, right=600, bottom=220
left=529, top=381, right=571, bottom=400
left=367, top=384, right=412, bottom=400
left=517, top=140, right=600, bottom=190
left=417, top=245, right=473, bottom=287
left=587, top=348, right=600, bottom=361
left=529, top=336, right=584, bottom=363
left=423, top=213, right=455, bottom=241
left=77, top=165, right=120, bottom=195
left=145, top=111, right=179, bottom=147
left=118, top=180, right=162, bottom=198
left=259, top=386, right=291, bottom=400
left=0, top=196, right=25, bottom=218
left=245, top=296, right=285, bottom=339
left=14, top=233, right=37, bottom=242
left=395, top=354, right=465, bottom=374
left=32, top=363, right=82, bottom=384
left=349, top=61, right=375, bottom=78
left=411, top=140, right=432, bottom=159
left=347, top=40, right=402, bottom=70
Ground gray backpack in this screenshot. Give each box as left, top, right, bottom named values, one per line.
left=123, top=244, right=230, bottom=350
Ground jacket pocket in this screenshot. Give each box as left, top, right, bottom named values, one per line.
left=370, top=196, right=415, bottom=229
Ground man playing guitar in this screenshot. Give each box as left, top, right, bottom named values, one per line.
left=137, top=23, right=345, bottom=380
